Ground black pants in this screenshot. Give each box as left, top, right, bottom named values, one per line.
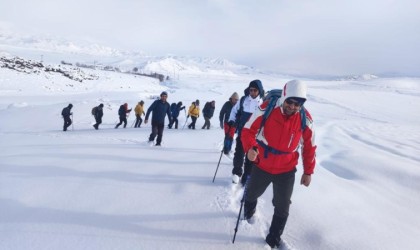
left=188, top=116, right=197, bottom=129
left=232, top=135, right=252, bottom=178
left=94, top=117, right=102, bottom=129
left=168, top=117, right=179, bottom=129
left=63, top=116, right=72, bottom=131
left=115, top=116, right=127, bottom=128
left=149, top=121, right=165, bottom=144
left=135, top=114, right=143, bottom=128
left=245, top=167, right=296, bottom=226
left=202, top=116, right=211, bottom=129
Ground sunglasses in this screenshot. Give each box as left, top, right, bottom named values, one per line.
left=285, top=98, right=302, bottom=107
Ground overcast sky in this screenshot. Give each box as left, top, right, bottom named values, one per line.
left=1, top=0, right=420, bottom=76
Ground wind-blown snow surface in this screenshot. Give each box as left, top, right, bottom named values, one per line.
left=1, top=65, right=420, bottom=250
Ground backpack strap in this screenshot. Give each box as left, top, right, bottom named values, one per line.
left=260, top=95, right=279, bottom=129
left=300, top=106, right=307, bottom=131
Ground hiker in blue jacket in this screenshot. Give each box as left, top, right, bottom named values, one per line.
left=145, top=91, right=172, bottom=146
left=168, top=102, right=185, bottom=129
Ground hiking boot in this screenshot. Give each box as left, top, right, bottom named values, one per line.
left=244, top=200, right=257, bottom=220
left=265, top=233, right=281, bottom=248
left=244, top=207, right=256, bottom=221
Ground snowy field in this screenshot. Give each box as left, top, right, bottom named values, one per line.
left=1, top=59, right=420, bottom=250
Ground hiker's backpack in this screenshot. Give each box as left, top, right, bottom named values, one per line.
left=118, top=105, right=125, bottom=116
left=257, top=89, right=307, bottom=158
left=170, top=103, right=177, bottom=113
left=91, top=106, right=98, bottom=116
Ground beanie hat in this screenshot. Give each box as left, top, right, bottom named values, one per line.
left=160, top=91, right=168, bottom=96
left=68, top=103, right=73, bottom=108
left=230, top=92, right=239, bottom=100
left=195, top=99, right=200, bottom=105
left=99, top=103, right=104, bottom=107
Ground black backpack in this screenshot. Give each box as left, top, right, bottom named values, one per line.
left=118, top=105, right=125, bottom=116
left=91, top=106, right=98, bottom=116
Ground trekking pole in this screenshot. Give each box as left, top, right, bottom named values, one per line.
left=182, top=117, right=189, bottom=130
left=232, top=175, right=250, bottom=244
left=131, top=118, right=136, bottom=128
left=212, top=150, right=224, bottom=183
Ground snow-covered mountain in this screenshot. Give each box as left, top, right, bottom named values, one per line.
left=336, top=73, right=379, bottom=81
left=0, top=31, right=256, bottom=78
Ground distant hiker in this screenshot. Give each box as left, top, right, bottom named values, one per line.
left=219, top=92, right=239, bottom=154
left=187, top=100, right=200, bottom=129
left=228, top=79, right=264, bottom=185
left=134, top=101, right=146, bottom=128
left=168, top=102, right=185, bottom=129
left=92, top=103, right=104, bottom=130
left=144, top=91, right=172, bottom=146
left=61, top=103, right=73, bottom=131
left=115, top=103, right=132, bottom=129
left=241, top=80, right=316, bottom=248
left=201, top=100, right=215, bottom=129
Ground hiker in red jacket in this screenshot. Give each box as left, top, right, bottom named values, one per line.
left=241, top=80, right=317, bottom=248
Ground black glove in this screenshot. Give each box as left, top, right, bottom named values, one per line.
left=228, top=120, right=235, bottom=127
left=187, top=115, right=190, bottom=118
left=220, top=121, right=223, bottom=129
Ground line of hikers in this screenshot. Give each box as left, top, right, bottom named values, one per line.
left=61, top=79, right=316, bottom=248
left=62, top=100, right=217, bottom=132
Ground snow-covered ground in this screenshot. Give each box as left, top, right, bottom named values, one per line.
left=1, top=52, right=420, bottom=250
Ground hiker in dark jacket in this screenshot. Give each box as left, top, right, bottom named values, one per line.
left=93, top=103, right=104, bottom=130
left=168, top=101, right=185, bottom=129
left=201, top=100, right=215, bottom=129
left=219, top=92, right=239, bottom=153
left=61, top=103, right=73, bottom=131
left=115, top=103, right=132, bottom=129
left=145, top=91, right=172, bottom=146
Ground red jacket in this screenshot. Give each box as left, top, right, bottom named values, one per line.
left=241, top=101, right=316, bottom=175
